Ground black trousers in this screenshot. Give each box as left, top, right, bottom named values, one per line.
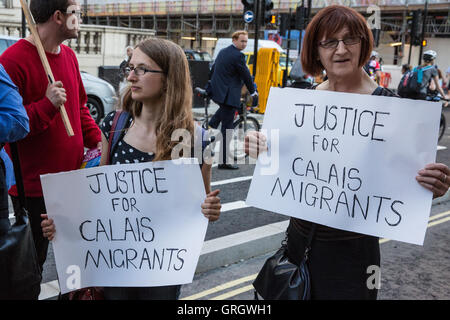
left=11, top=195, right=48, bottom=274
left=209, top=103, right=237, bottom=164
left=286, top=222, right=380, bottom=300
left=0, top=159, right=9, bottom=233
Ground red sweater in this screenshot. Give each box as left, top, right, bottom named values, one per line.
left=0, top=40, right=101, bottom=197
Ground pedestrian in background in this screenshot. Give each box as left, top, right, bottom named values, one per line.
left=119, top=46, right=133, bottom=93
left=0, top=0, right=101, bottom=274
left=445, top=66, right=450, bottom=93
left=364, top=51, right=382, bottom=84
left=245, top=5, right=450, bottom=300
left=42, top=38, right=222, bottom=300
left=208, top=30, right=258, bottom=170
left=401, top=63, right=411, bottom=75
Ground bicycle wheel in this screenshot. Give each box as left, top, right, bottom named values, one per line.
left=439, top=112, right=446, bottom=142
left=230, top=116, right=261, bottom=161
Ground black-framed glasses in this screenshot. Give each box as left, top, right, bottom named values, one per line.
left=318, top=36, right=362, bottom=49
left=125, top=66, right=165, bottom=76
left=65, top=9, right=83, bottom=19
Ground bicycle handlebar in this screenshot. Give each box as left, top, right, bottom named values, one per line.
left=194, top=87, right=209, bottom=98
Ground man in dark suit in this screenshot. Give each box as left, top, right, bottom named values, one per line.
left=209, top=31, right=258, bottom=169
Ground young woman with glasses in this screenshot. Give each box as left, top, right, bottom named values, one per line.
left=42, top=38, right=221, bottom=300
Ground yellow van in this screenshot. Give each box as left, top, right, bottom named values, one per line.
left=243, top=52, right=293, bottom=86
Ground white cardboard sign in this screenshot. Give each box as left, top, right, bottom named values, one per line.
left=247, top=88, right=441, bottom=245
left=41, top=160, right=208, bottom=294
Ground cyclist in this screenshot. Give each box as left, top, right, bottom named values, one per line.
left=419, top=50, right=446, bottom=102
left=364, top=51, right=382, bottom=84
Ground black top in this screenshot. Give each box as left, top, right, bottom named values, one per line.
left=210, top=44, right=255, bottom=108
left=101, top=111, right=155, bottom=165
left=291, top=86, right=399, bottom=241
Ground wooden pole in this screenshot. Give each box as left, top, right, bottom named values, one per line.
left=19, top=0, right=74, bottom=137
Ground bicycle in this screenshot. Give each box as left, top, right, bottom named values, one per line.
left=193, top=87, right=261, bottom=162
left=426, top=93, right=449, bottom=142
left=229, top=93, right=261, bottom=161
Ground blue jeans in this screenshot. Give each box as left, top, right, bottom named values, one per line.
left=103, top=285, right=181, bottom=300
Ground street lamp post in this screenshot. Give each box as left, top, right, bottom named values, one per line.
left=253, top=0, right=260, bottom=76
left=84, top=0, right=88, bottom=25
left=418, top=0, right=428, bottom=65
left=21, top=0, right=26, bottom=38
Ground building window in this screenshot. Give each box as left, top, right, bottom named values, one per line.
left=0, top=0, right=13, bottom=8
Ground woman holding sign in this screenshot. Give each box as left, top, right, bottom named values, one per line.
left=246, top=5, right=450, bottom=300
left=42, top=38, right=221, bottom=300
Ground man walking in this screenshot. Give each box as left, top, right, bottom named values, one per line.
left=209, top=31, right=257, bottom=169
left=0, top=0, right=101, bottom=275
left=119, top=46, right=133, bottom=93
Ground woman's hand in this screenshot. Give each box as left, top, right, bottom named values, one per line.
left=201, top=189, right=221, bottom=222
left=41, top=214, right=56, bottom=241
left=245, top=131, right=268, bottom=159
left=416, top=163, right=450, bottom=199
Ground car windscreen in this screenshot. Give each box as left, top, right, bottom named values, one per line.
left=0, top=39, right=9, bottom=55
left=201, top=53, right=212, bottom=61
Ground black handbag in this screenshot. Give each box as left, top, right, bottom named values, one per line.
left=0, top=143, right=42, bottom=300
left=253, top=224, right=316, bottom=300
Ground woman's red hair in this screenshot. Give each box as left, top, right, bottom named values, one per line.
left=301, top=5, right=373, bottom=76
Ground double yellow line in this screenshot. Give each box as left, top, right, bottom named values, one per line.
left=182, top=210, right=450, bottom=300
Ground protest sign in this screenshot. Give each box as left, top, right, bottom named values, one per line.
left=246, top=88, right=441, bottom=245
left=41, top=160, right=207, bottom=294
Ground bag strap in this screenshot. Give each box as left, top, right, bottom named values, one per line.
left=106, top=110, right=131, bottom=165
left=106, top=111, right=122, bottom=165
left=9, top=142, right=27, bottom=217
left=284, top=222, right=317, bottom=261
left=303, top=223, right=317, bottom=262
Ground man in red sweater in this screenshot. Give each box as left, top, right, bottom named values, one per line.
left=0, top=0, right=101, bottom=278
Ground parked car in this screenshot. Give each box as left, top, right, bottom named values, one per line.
left=184, top=49, right=213, bottom=62
left=0, top=35, right=117, bottom=124
left=81, top=71, right=118, bottom=124
left=0, top=35, right=18, bottom=55
left=198, top=51, right=213, bottom=62
left=184, top=49, right=203, bottom=61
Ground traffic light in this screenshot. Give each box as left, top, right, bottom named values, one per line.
left=241, top=0, right=255, bottom=13
left=279, top=6, right=309, bottom=35
left=295, top=6, right=308, bottom=30
left=270, top=14, right=276, bottom=24
left=279, top=13, right=290, bottom=35
left=372, top=29, right=380, bottom=47
left=263, top=0, right=274, bottom=24
left=410, top=10, right=422, bottom=46
left=422, top=39, right=427, bottom=47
